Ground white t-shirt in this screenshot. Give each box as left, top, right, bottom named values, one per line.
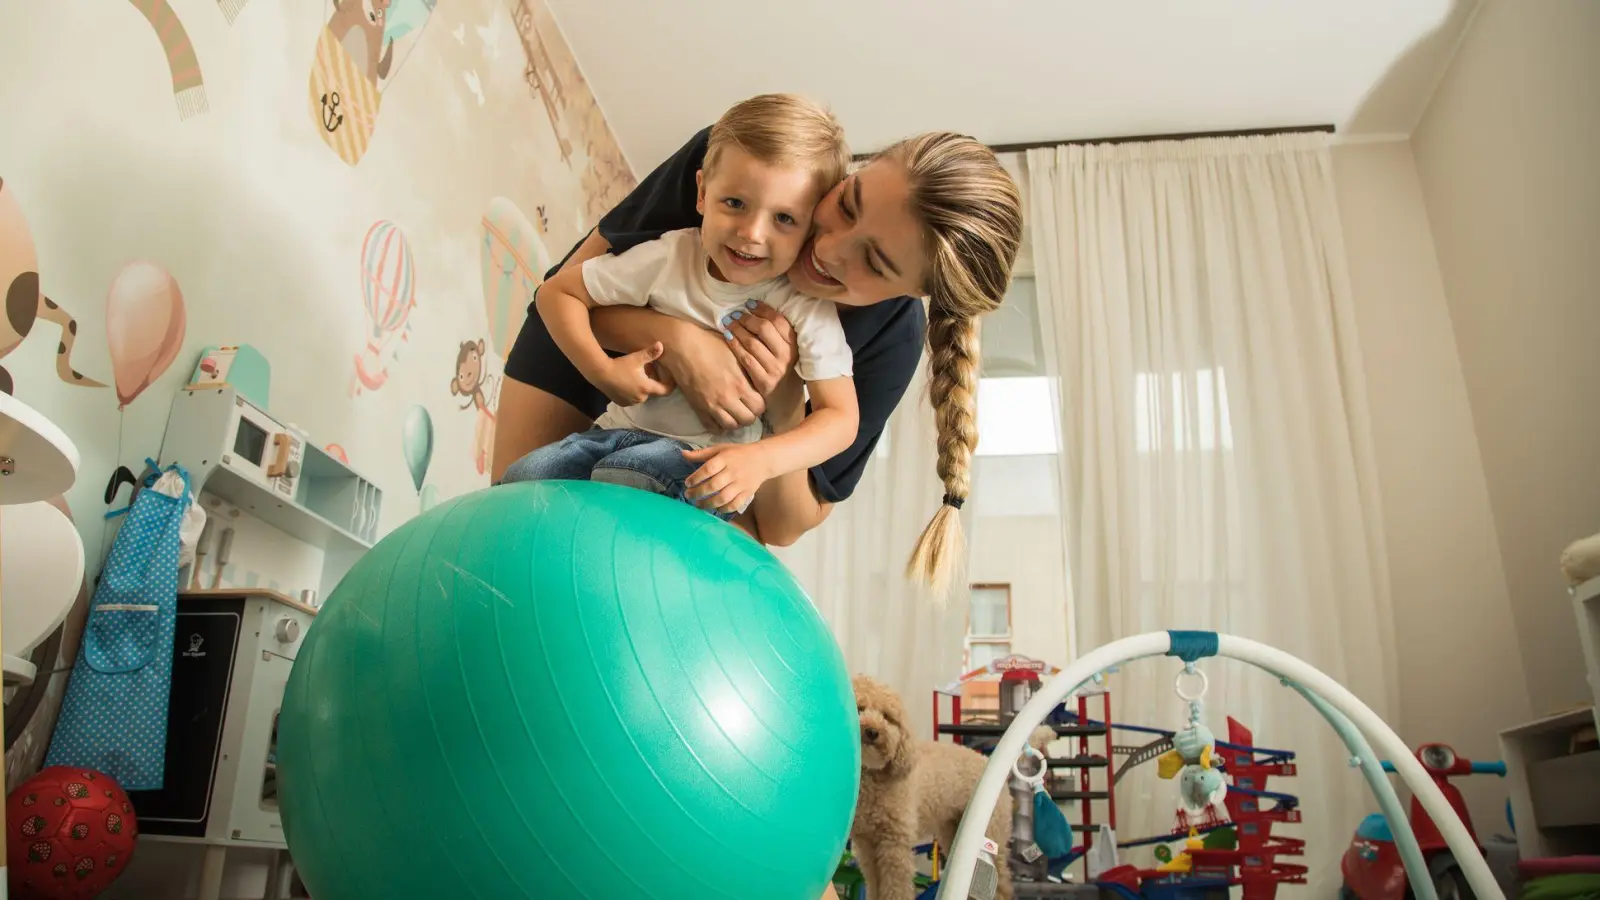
left=582, top=228, right=853, bottom=448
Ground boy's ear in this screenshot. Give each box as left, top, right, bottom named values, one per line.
left=695, top=168, right=706, bottom=215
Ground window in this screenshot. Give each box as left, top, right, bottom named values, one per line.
left=965, top=583, right=1012, bottom=669
left=870, top=375, right=1061, bottom=462
left=875, top=276, right=1053, bottom=464
left=977, top=377, right=1059, bottom=457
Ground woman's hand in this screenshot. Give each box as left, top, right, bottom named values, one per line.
left=724, top=303, right=798, bottom=398
left=653, top=320, right=767, bottom=431
left=683, top=443, right=774, bottom=515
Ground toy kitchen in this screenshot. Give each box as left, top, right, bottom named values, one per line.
left=132, top=344, right=384, bottom=900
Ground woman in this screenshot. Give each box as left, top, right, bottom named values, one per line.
left=494, top=127, right=1021, bottom=588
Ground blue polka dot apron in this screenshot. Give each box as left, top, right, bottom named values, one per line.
left=46, top=462, right=191, bottom=791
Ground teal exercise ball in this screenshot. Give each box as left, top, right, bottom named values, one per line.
left=276, top=481, right=860, bottom=900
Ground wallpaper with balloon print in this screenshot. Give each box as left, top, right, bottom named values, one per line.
left=0, top=0, right=636, bottom=576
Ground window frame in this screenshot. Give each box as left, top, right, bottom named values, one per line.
left=964, top=582, right=1014, bottom=669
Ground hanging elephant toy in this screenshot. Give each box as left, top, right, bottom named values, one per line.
left=1157, top=664, right=1229, bottom=831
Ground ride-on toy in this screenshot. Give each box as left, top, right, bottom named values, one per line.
left=1340, top=743, right=1506, bottom=900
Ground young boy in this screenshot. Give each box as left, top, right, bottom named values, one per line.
left=500, top=94, right=859, bottom=521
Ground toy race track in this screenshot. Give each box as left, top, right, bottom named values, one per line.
left=1059, top=720, right=1307, bottom=900
left=929, top=661, right=1306, bottom=900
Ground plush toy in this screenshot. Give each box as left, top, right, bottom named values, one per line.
left=1157, top=667, right=1230, bottom=832
left=1560, top=530, right=1600, bottom=586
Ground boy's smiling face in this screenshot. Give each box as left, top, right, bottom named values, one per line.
left=695, top=146, right=822, bottom=286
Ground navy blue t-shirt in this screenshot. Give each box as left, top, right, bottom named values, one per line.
left=505, top=127, right=926, bottom=503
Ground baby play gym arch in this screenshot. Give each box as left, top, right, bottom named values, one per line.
left=936, top=631, right=1503, bottom=900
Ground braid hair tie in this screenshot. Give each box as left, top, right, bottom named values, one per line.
left=942, top=494, right=966, bottom=510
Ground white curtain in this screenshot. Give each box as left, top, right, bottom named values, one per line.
left=774, top=358, right=972, bottom=742
left=1026, top=134, right=1396, bottom=890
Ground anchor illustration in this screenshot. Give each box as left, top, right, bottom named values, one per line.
left=320, top=91, right=344, bottom=133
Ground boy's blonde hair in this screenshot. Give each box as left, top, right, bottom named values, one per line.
left=704, top=93, right=850, bottom=196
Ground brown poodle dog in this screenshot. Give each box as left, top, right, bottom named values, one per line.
left=852, top=675, right=1025, bottom=900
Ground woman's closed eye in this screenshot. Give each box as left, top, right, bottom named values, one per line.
left=863, top=252, right=884, bottom=279
left=838, top=180, right=885, bottom=278
left=839, top=181, right=858, bottom=223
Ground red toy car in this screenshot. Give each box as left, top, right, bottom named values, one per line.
left=1339, top=743, right=1505, bottom=900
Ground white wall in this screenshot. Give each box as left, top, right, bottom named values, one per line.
left=1332, top=139, right=1531, bottom=832
left=1410, top=0, right=1600, bottom=715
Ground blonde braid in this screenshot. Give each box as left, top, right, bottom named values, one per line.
left=881, top=133, right=1023, bottom=593
left=906, top=304, right=982, bottom=592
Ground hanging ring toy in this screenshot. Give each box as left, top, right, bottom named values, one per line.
left=1013, top=742, right=1047, bottom=786
left=1174, top=665, right=1209, bottom=703
left=1013, top=739, right=1076, bottom=860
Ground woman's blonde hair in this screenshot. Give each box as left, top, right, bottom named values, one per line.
left=704, top=93, right=851, bottom=198
left=881, top=133, right=1023, bottom=594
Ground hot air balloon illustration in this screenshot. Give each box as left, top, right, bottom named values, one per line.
left=480, top=197, right=551, bottom=359
left=350, top=220, right=416, bottom=395
left=106, top=261, right=188, bottom=409
left=401, top=404, right=432, bottom=494
left=308, top=0, right=437, bottom=166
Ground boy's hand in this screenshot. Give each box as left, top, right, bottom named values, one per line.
left=682, top=443, right=774, bottom=514
left=596, top=342, right=672, bottom=406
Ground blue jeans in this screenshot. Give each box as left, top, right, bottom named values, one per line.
left=500, top=428, right=733, bottom=520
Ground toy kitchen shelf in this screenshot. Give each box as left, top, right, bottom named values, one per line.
left=159, top=386, right=381, bottom=598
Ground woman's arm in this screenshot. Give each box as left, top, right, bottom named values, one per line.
left=545, top=226, right=766, bottom=428
left=591, top=309, right=768, bottom=431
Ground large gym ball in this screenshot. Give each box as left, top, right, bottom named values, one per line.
left=276, top=481, right=860, bottom=900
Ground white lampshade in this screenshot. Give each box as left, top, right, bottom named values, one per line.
left=2, top=500, right=85, bottom=660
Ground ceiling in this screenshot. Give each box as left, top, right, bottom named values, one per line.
left=545, top=0, right=1480, bottom=173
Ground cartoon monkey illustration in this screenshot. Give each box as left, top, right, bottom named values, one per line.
left=0, top=176, right=104, bottom=396
left=450, top=339, right=497, bottom=476
left=450, top=339, right=490, bottom=411
left=326, top=0, right=395, bottom=84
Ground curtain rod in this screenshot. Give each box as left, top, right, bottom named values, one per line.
left=851, top=124, right=1335, bottom=161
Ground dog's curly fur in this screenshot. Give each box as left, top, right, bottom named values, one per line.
left=851, top=675, right=1021, bottom=900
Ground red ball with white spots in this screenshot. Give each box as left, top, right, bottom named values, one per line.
left=7, top=766, right=137, bottom=900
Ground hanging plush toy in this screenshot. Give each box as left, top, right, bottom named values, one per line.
left=1157, top=664, right=1229, bottom=832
